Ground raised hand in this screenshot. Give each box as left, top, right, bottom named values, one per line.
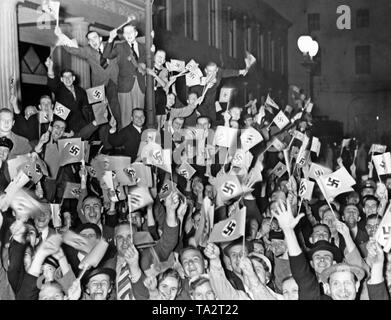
left=366, top=239, right=384, bottom=267
left=124, top=243, right=140, bottom=268
left=273, top=200, right=304, bottom=232
left=334, top=220, right=350, bottom=238
left=165, top=191, right=180, bottom=213
left=204, top=243, right=220, bottom=261
left=67, top=279, right=82, bottom=300
left=143, top=276, right=158, bottom=292
left=108, top=29, right=118, bottom=43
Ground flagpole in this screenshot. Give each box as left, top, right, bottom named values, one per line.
left=297, top=197, right=304, bottom=217
left=128, top=193, right=133, bottom=244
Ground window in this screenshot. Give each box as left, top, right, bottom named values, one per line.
left=280, top=46, right=285, bottom=75
left=357, top=9, right=369, bottom=28
left=258, top=31, right=264, bottom=68
left=228, top=9, right=237, bottom=57
left=153, top=0, right=172, bottom=31
left=208, top=0, right=220, bottom=47
left=244, top=26, right=251, bottom=52
left=355, top=45, right=371, bottom=74
left=184, top=0, right=194, bottom=39
left=308, top=13, right=320, bottom=32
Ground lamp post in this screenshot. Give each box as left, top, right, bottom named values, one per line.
left=145, top=0, right=156, bottom=128
left=297, top=35, right=319, bottom=101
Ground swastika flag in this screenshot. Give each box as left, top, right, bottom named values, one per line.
left=369, top=144, right=387, bottom=155
left=215, top=174, right=252, bottom=203
left=316, top=166, right=356, bottom=202
left=372, top=152, right=391, bottom=176
left=53, top=102, right=71, bottom=120
left=375, top=203, right=391, bottom=251
left=209, top=207, right=246, bottom=243
left=273, top=110, right=290, bottom=130
left=308, top=162, right=332, bottom=180
left=58, top=138, right=84, bottom=166
left=299, top=179, right=315, bottom=201
left=240, top=126, right=263, bottom=151
left=62, top=182, right=81, bottom=199
left=86, top=85, right=106, bottom=104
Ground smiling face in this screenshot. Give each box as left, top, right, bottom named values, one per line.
left=363, top=199, right=378, bottom=217
left=154, top=50, right=166, bottom=68
left=158, top=276, right=179, bottom=300
left=311, top=225, right=331, bottom=244
left=181, top=249, right=205, bottom=279
left=123, top=25, right=138, bottom=43
left=327, top=271, right=358, bottom=300
left=321, top=210, right=338, bottom=234
left=87, top=31, right=102, bottom=51
left=343, top=206, right=360, bottom=229
left=0, top=111, right=14, bottom=134
left=34, top=208, right=51, bottom=230
left=311, top=250, right=334, bottom=275
left=51, top=120, right=66, bottom=141
left=365, top=217, right=380, bottom=238
left=132, top=109, right=145, bottom=128
left=82, top=197, right=102, bottom=225
left=86, top=273, right=111, bottom=300
left=60, top=71, right=75, bottom=88
left=114, top=224, right=136, bottom=257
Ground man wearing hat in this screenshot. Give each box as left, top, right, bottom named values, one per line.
left=320, top=239, right=389, bottom=300
left=361, top=180, right=376, bottom=198
left=0, top=136, right=13, bottom=192
left=82, top=267, right=116, bottom=300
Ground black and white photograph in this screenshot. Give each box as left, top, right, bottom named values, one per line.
left=0, top=0, right=390, bottom=311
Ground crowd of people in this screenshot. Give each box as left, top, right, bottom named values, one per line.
left=0, top=18, right=390, bottom=301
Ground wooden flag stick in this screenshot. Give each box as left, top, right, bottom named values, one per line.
left=77, top=264, right=89, bottom=281
left=128, top=193, right=133, bottom=244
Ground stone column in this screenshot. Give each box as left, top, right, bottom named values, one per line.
left=0, top=0, right=24, bottom=108
left=65, top=17, right=91, bottom=89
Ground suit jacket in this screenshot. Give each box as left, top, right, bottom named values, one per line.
left=103, top=40, right=146, bottom=93
left=47, top=77, right=92, bottom=133
left=196, top=68, right=241, bottom=122
left=63, top=43, right=119, bottom=87
left=108, top=123, right=144, bottom=162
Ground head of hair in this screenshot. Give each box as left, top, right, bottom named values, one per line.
left=189, top=276, right=211, bottom=294
left=205, top=62, right=217, bottom=69
left=0, top=108, right=14, bottom=118
left=157, top=268, right=182, bottom=293
left=85, top=30, right=100, bottom=39
left=39, top=95, right=52, bottom=103
left=60, top=69, right=75, bottom=77
left=132, top=108, right=145, bottom=116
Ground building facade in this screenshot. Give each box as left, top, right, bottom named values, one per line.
left=264, top=0, right=391, bottom=143
left=152, top=0, right=291, bottom=106
left=1, top=0, right=290, bottom=113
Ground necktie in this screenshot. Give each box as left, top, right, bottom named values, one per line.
left=117, top=263, right=133, bottom=300
left=99, top=48, right=109, bottom=69
left=130, top=43, right=138, bottom=61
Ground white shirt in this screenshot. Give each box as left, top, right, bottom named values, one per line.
left=133, top=124, right=142, bottom=134
left=129, top=41, right=139, bottom=59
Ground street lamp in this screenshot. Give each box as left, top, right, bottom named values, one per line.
left=297, top=35, right=319, bottom=101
